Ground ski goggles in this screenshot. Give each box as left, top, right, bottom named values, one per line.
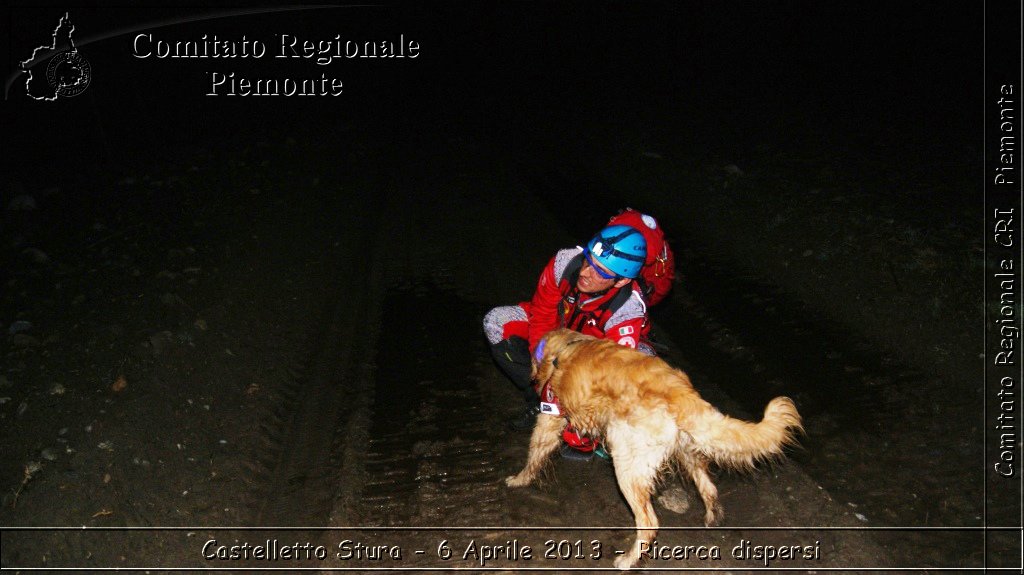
left=583, top=250, right=619, bottom=280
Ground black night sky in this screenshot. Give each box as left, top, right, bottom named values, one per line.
left=5, top=2, right=981, bottom=179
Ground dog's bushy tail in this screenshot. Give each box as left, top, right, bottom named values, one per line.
left=688, top=397, right=802, bottom=470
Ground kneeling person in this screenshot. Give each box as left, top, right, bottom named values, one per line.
left=483, top=225, right=653, bottom=435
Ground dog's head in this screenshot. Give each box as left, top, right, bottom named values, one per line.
left=531, top=328, right=594, bottom=384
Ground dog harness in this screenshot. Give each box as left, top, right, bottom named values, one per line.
left=533, top=338, right=598, bottom=452
left=538, top=379, right=561, bottom=416
left=540, top=381, right=595, bottom=451
left=534, top=340, right=563, bottom=416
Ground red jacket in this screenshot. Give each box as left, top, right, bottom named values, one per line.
left=521, top=248, right=649, bottom=353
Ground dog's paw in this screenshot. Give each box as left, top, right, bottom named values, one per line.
left=704, top=504, right=724, bottom=527
left=613, top=554, right=636, bottom=570
left=505, top=474, right=530, bottom=488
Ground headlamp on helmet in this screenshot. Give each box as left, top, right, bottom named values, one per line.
left=584, top=224, right=646, bottom=280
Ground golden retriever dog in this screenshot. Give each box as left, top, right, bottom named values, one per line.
left=505, top=329, right=802, bottom=570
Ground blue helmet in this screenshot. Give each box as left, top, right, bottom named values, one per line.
left=585, top=225, right=647, bottom=279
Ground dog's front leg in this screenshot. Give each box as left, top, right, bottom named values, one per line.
left=505, top=415, right=564, bottom=487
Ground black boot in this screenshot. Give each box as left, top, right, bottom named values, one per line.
left=489, top=337, right=542, bottom=431
left=559, top=443, right=594, bottom=461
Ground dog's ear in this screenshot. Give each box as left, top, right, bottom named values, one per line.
left=532, top=330, right=564, bottom=382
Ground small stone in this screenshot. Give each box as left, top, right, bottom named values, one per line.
left=9, top=334, right=41, bottom=347
left=41, top=447, right=59, bottom=461
left=8, top=320, right=33, bottom=335
left=22, top=248, right=50, bottom=264
left=49, top=383, right=66, bottom=395
left=656, top=486, right=691, bottom=514
left=7, top=194, right=37, bottom=210
left=148, top=331, right=174, bottom=356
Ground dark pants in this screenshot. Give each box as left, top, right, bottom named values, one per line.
left=489, top=336, right=539, bottom=405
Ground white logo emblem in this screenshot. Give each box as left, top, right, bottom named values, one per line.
left=540, top=402, right=561, bottom=416
left=20, top=12, right=92, bottom=101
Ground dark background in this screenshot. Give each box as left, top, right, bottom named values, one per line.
left=4, top=1, right=980, bottom=194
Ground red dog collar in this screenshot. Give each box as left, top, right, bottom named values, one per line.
left=538, top=380, right=596, bottom=451
left=539, top=380, right=561, bottom=416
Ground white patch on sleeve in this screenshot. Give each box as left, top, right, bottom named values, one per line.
left=641, top=214, right=658, bottom=229
left=605, top=290, right=648, bottom=329
left=554, top=248, right=584, bottom=283
left=617, top=336, right=637, bottom=348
